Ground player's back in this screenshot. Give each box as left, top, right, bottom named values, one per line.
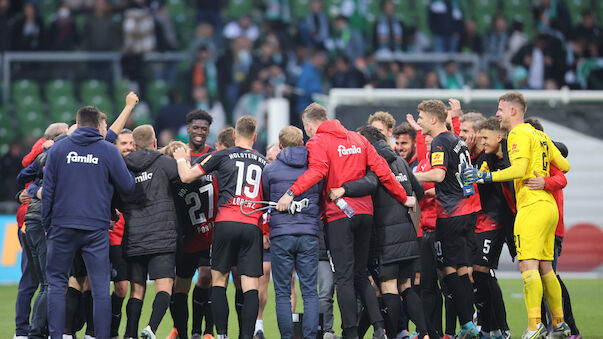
left=507, top=123, right=556, bottom=209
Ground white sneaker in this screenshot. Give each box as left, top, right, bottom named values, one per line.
left=522, top=323, right=547, bottom=339
left=13, top=336, right=28, bottom=339
left=62, top=336, right=74, bottom=339
left=84, top=336, right=96, bottom=339
left=141, top=325, right=157, bottom=339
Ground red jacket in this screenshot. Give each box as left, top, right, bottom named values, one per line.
left=544, top=165, right=567, bottom=237
left=109, top=214, right=125, bottom=246
left=290, top=120, right=408, bottom=222
left=17, top=137, right=47, bottom=228
left=416, top=157, right=437, bottom=233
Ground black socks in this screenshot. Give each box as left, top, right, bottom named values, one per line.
left=241, top=290, right=259, bottom=338
left=148, top=291, right=171, bottom=333
left=212, top=286, right=229, bottom=335
left=110, top=292, right=125, bottom=337
left=125, top=298, right=143, bottom=338
left=381, top=293, right=401, bottom=336
left=172, top=292, right=189, bottom=339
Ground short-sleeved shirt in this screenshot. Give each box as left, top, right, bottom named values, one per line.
left=430, top=131, right=481, bottom=218
left=190, top=144, right=215, bottom=163
left=507, top=123, right=561, bottom=210
left=474, top=151, right=515, bottom=232
left=195, top=146, right=267, bottom=227
left=174, top=174, right=218, bottom=253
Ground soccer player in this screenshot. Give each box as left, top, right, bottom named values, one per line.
left=161, top=141, right=218, bottom=339
left=413, top=99, right=481, bottom=339
left=262, top=126, right=322, bottom=339
left=461, top=92, right=571, bottom=339
left=187, top=109, right=215, bottom=158
left=458, top=113, right=486, bottom=158
left=472, top=117, right=515, bottom=338
left=393, top=122, right=418, bottom=167
left=174, top=116, right=268, bottom=339
left=43, top=106, right=135, bottom=339
left=216, top=127, right=235, bottom=150
left=368, top=111, right=396, bottom=149
left=276, top=103, right=416, bottom=339
left=118, top=125, right=182, bottom=339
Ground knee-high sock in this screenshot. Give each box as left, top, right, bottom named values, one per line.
left=381, top=293, right=400, bottom=336
left=83, top=290, right=95, bottom=336
left=192, top=286, right=207, bottom=335
left=541, top=270, right=564, bottom=327
left=235, top=288, right=244, bottom=330
left=558, top=275, right=579, bottom=335
left=473, top=271, right=491, bottom=333
left=401, top=288, right=428, bottom=335
left=204, top=296, right=214, bottom=335
left=489, top=275, right=508, bottom=331
left=110, top=292, right=125, bottom=337
left=459, top=273, right=475, bottom=319
left=64, top=287, right=82, bottom=335
left=171, top=292, right=189, bottom=339
left=148, top=291, right=171, bottom=333
left=442, top=273, right=471, bottom=325
left=241, top=290, right=259, bottom=338
left=521, top=270, right=543, bottom=331
left=212, top=286, right=229, bottom=335
left=125, top=298, right=143, bottom=338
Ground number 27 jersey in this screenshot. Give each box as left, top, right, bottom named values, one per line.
left=195, top=146, right=268, bottom=227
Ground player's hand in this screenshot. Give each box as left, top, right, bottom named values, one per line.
left=524, top=171, right=546, bottom=190
left=424, top=188, right=436, bottom=197
left=125, top=91, right=139, bottom=107
left=276, top=193, right=294, bottom=212
left=406, top=114, right=421, bottom=131
left=403, top=195, right=417, bottom=208
left=173, top=146, right=188, bottom=161
left=462, top=166, right=492, bottom=184
left=19, top=190, right=31, bottom=204
left=42, top=139, right=54, bottom=150
left=263, top=234, right=270, bottom=249
left=448, top=98, right=462, bottom=117
left=328, top=187, right=345, bottom=201
left=36, top=187, right=42, bottom=200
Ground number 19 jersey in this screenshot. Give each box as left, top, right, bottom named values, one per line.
left=195, top=146, right=268, bottom=227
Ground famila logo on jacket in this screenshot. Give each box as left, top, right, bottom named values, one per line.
left=337, top=144, right=362, bottom=157
left=66, top=151, right=99, bottom=164
left=395, top=173, right=408, bottom=183
left=135, top=171, right=153, bottom=183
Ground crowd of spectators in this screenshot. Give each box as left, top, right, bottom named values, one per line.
left=2, top=0, right=603, bottom=200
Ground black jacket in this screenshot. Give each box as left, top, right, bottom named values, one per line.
left=343, top=139, right=424, bottom=265
left=118, top=149, right=180, bottom=257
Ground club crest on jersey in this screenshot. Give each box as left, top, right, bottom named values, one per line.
left=66, top=151, right=98, bottom=164
left=337, top=145, right=361, bottom=157
left=135, top=171, right=153, bottom=183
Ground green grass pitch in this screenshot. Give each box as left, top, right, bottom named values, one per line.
left=1, top=279, right=601, bottom=338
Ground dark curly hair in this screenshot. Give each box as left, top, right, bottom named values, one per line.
left=357, top=125, right=387, bottom=144
left=186, top=109, right=213, bottom=125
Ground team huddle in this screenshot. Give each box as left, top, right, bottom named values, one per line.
left=15, top=91, right=580, bottom=339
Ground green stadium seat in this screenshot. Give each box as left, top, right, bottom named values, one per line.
left=566, top=0, right=589, bottom=24
left=12, top=79, right=40, bottom=102
left=16, top=107, right=47, bottom=139
left=113, top=79, right=131, bottom=103
left=45, top=79, right=75, bottom=100
left=15, top=94, right=43, bottom=112
left=291, top=0, right=310, bottom=20
left=224, top=0, right=255, bottom=19
left=80, top=79, right=109, bottom=104
left=147, top=79, right=169, bottom=112
left=0, top=108, right=14, bottom=145
left=88, top=94, right=114, bottom=120
left=49, top=95, right=77, bottom=122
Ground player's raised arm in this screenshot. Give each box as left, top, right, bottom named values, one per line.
left=173, top=146, right=205, bottom=183
left=110, top=92, right=139, bottom=135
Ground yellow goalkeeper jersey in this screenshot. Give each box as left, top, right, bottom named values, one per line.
left=507, top=123, right=569, bottom=210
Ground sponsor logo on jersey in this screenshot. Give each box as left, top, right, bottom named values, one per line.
left=337, top=144, right=362, bottom=157
left=66, top=151, right=99, bottom=164
left=479, top=161, right=490, bottom=172
left=431, top=152, right=444, bottom=166
left=509, top=143, right=519, bottom=155
left=395, top=173, right=408, bottom=183
left=135, top=171, right=153, bottom=183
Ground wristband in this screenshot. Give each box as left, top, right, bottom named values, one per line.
left=177, top=158, right=186, bottom=163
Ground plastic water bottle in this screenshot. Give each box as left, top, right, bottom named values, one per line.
left=335, top=198, right=356, bottom=218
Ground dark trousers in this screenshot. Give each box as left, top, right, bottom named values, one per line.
left=271, top=234, right=319, bottom=339
left=420, top=231, right=443, bottom=338
left=46, top=226, right=111, bottom=339
left=24, top=221, right=48, bottom=338
left=326, top=214, right=382, bottom=335
left=16, top=227, right=39, bottom=336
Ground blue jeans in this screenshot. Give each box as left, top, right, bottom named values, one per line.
left=271, top=235, right=319, bottom=339
left=25, top=221, right=48, bottom=338
left=46, top=226, right=111, bottom=339
left=16, top=227, right=38, bottom=336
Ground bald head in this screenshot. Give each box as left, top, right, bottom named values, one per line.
left=44, top=122, right=69, bottom=140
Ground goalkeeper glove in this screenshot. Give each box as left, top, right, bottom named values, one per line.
left=462, top=166, right=492, bottom=184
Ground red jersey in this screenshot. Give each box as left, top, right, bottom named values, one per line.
left=544, top=165, right=567, bottom=237
left=290, top=120, right=408, bottom=223
left=109, top=214, right=125, bottom=246
left=416, top=157, right=437, bottom=232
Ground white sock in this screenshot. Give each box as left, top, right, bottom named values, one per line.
left=254, top=319, right=263, bottom=334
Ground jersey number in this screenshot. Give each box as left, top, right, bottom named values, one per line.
left=235, top=161, right=262, bottom=199
left=541, top=141, right=550, bottom=171
left=185, top=183, right=215, bottom=225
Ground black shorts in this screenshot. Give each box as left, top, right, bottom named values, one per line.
left=473, top=229, right=505, bottom=269
left=211, top=221, right=263, bottom=277
left=110, top=245, right=129, bottom=282
left=379, top=259, right=419, bottom=280
left=434, top=213, right=477, bottom=267
left=176, top=250, right=211, bottom=279
left=128, top=252, right=176, bottom=282
left=70, top=251, right=87, bottom=278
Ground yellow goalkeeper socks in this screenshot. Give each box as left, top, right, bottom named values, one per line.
left=541, top=270, right=565, bottom=327
left=522, top=269, right=543, bottom=330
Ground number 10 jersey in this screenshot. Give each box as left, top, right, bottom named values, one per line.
left=194, top=146, right=268, bottom=227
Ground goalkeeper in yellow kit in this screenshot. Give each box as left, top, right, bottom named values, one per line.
left=461, top=92, right=571, bottom=339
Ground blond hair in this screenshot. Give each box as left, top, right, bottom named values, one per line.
left=417, top=100, right=448, bottom=123
left=301, top=103, right=328, bottom=124
left=368, top=111, right=396, bottom=130
left=279, top=126, right=303, bottom=148
left=235, top=115, right=257, bottom=139
left=132, top=125, right=156, bottom=149
left=160, top=140, right=188, bottom=157
left=499, top=91, right=527, bottom=114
